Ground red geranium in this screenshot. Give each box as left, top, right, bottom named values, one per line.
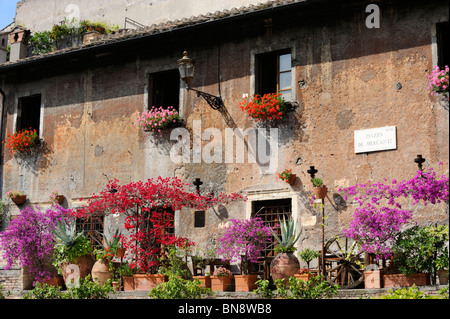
left=3, top=128, right=39, bottom=154
left=239, top=93, right=287, bottom=122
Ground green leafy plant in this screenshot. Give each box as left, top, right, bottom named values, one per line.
left=23, top=282, right=64, bottom=299
left=298, top=247, right=320, bottom=269
left=392, top=225, right=449, bottom=276
left=50, top=218, right=92, bottom=268
left=252, top=279, right=274, bottom=299
left=274, top=275, right=339, bottom=299
left=311, top=178, right=324, bottom=187
left=372, top=285, right=448, bottom=299
left=64, top=275, right=113, bottom=299
left=271, top=215, right=302, bottom=253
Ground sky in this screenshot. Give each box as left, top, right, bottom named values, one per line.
left=0, top=0, right=19, bottom=30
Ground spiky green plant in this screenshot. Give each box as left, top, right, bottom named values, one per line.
left=51, top=218, right=82, bottom=248
left=271, top=215, right=302, bottom=253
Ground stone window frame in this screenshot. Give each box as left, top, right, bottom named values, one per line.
left=250, top=43, right=297, bottom=102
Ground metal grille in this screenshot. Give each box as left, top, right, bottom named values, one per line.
left=76, top=215, right=104, bottom=249
left=252, top=198, right=292, bottom=259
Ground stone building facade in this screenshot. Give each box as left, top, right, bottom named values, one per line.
left=0, top=0, right=449, bottom=290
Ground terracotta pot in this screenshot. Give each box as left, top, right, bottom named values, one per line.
left=313, top=187, right=328, bottom=199
left=234, top=274, right=258, bottom=292
left=112, top=281, right=120, bottom=291
left=364, top=270, right=382, bottom=289
left=116, top=248, right=126, bottom=258
left=123, top=276, right=134, bottom=291
left=382, top=273, right=430, bottom=288
left=194, top=275, right=211, bottom=288
left=91, top=259, right=112, bottom=286
left=211, top=276, right=232, bottom=291
left=133, top=274, right=168, bottom=291
left=293, top=273, right=316, bottom=282
left=60, top=254, right=95, bottom=286
left=39, top=276, right=64, bottom=288
left=270, top=252, right=300, bottom=282
left=11, top=195, right=26, bottom=205
left=288, top=174, right=297, bottom=185
left=437, top=269, right=448, bottom=285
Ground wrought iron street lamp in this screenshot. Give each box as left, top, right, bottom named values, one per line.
left=177, top=51, right=224, bottom=110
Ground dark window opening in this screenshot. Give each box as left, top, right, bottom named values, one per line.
left=436, top=22, right=449, bottom=69
left=17, top=94, right=41, bottom=133
left=194, top=210, right=206, bottom=228
left=149, top=69, right=180, bottom=111
left=255, top=49, right=292, bottom=100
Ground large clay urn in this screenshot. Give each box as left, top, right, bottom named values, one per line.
left=91, top=259, right=113, bottom=286
left=270, top=252, right=300, bottom=281
left=60, top=254, right=95, bottom=286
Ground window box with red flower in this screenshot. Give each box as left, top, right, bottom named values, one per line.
left=3, top=128, right=41, bottom=155
left=239, top=93, right=290, bottom=123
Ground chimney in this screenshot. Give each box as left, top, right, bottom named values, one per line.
left=8, top=26, right=30, bottom=62
left=0, top=32, right=8, bottom=63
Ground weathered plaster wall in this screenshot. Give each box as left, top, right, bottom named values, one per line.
left=14, top=0, right=275, bottom=32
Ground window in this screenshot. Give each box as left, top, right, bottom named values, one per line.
left=436, top=22, right=449, bottom=69
left=256, top=50, right=292, bottom=101
left=149, top=69, right=180, bottom=111
left=17, top=94, right=41, bottom=133
left=194, top=210, right=206, bottom=228
left=76, top=215, right=104, bottom=250
left=252, top=198, right=292, bottom=259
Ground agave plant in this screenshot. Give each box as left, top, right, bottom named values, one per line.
left=271, top=215, right=302, bottom=253
left=51, top=217, right=92, bottom=266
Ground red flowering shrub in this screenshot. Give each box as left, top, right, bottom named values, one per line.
left=3, top=128, right=39, bottom=154
left=239, top=93, right=287, bottom=122
left=70, top=177, right=244, bottom=273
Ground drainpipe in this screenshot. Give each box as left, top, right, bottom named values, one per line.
left=0, top=87, right=5, bottom=199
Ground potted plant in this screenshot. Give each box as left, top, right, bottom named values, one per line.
left=49, top=190, right=64, bottom=206
left=278, top=169, right=296, bottom=185
left=298, top=247, right=320, bottom=271
left=294, top=268, right=316, bottom=281
left=211, top=267, right=233, bottom=291
left=239, top=92, right=288, bottom=122
left=0, top=206, right=65, bottom=287
left=134, top=106, right=184, bottom=134
left=116, top=263, right=136, bottom=291
left=7, top=191, right=26, bottom=205
left=216, top=217, right=272, bottom=291
left=51, top=217, right=94, bottom=288
left=383, top=225, right=438, bottom=288
left=426, top=65, right=449, bottom=99
left=91, top=228, right=122, bottom=286
left=311, top=178, right=327, bottom=199
left=4, top=128, right=40, bottom=155
left=270, top=215, right=302, bottom=282
left=433, top=225, right=449, bottom=285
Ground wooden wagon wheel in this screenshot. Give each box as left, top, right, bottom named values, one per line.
left=322, top=236, right=364, bottom=289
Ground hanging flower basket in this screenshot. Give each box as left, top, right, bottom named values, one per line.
left=239, top=93, right=288, bottom=122
left=7, top=191, right=26, bottom=205
left=135, top=106, right=184, bottom=134
left=427, top=65, right=449, bottom=100
left=3, top=128, right=40, bottom=155
left=278, top=169, right=296, bottom=185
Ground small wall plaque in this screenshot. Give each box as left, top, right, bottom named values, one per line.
left=354, top=126, right=397, bottom=153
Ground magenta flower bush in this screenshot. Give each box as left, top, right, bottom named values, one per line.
left=339, top=166, right=449, bottom=260
left=427, top=65, right=449, bottom=99
left=216, top=217, right=272, bottom=274
left=0, top=206, right=66, bottom=284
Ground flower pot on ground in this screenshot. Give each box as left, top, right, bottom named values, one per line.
left=211, top=276, right=233, bottom=291
left=60, top=254, right=95, bottom=286
left=269, top=215, right=302, bottom=282
left=133, top=274, right=168, bottom=291
left=382, top=273, right=430, bottom=288
left=91, top=258, right=113, bottom=286
left=234, top=274, right=258, bottom=292
left=193, top=275, right=211, bottom=288
left=38, top=275, right=64, bottom=288
left=437, top=269, right=448, bottom=285
left=364, top=270, right=382, bottom=289
left=293, top=268, right=316, bottom=282
left=123, top=276, right=134, bottom=291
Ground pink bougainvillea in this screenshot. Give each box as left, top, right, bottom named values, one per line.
left=339, top=166, right=449, bottom=259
